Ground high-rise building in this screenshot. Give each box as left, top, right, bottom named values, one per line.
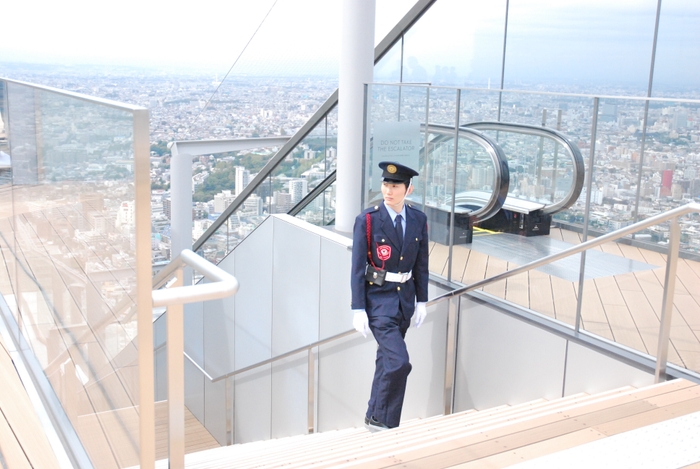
left=214, top=190, right=236, bottom=213
left=289, top=179, right=308, bottom=204
left=235, top=166, right=250, bottom=196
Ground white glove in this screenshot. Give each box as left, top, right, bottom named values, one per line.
left=352, top=310, right=371, bottom=338
left=415, top=302, right=427, bottom=328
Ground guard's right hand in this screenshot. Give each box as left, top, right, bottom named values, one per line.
left=352, top=310, right=371, bottom=338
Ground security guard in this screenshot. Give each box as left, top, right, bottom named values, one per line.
left=351, top=161, right=429, bottom=431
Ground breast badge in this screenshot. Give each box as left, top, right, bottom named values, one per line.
left=377, top=245, right=392, bottom=261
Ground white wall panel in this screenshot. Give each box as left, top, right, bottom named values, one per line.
left=185, top=357, right=205, bottom=423
left=184, top=300, right=204, bottom=364
left=204, top=377, right=228, bottom=445
left=202, top=292, right=236, bottom=378
left=270, top=354, right=309, bottom=438
left=234, top=220, right=273, bottom=369
left=403, top=294, right=449, bottom=421
left=234, top=365, right=271, bottom=444
left=319, top=236, right=353, bottom=339
left=454, top=296, right=567, bottom=411
left=317, top=334, right=377, bottom=431
left=154, top=346, right=166, bottom=401
left=272, top=217, right=320, bottom=355
left=564, top=341, right=653, bottom=396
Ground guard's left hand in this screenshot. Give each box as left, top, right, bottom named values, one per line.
left=415, top=302, right=427, bottom=328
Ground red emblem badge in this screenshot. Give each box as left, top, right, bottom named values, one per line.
left=377, top=245, right=392, bottom=261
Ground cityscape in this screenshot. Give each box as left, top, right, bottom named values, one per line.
left=2, top=64, right=699, bottom=268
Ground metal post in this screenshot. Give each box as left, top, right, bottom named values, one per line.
left=421, top=86, right=430, bottom=211
left=654, top=218, right=681, bottom=383
left=226, top=377, right=233, bottom=445
left=550, top=109, right=562, bottom=202
left=443, top=295, right=460, bottom=415
left=307, top=347, right=315, bottom=434
left=633, top=0, right=662, bottom=228
left=575, top=97, right=599, bottom=332
left=447, top=89, right=461, bottom=282
left=167, top=268, right=185, bottom=469
left=497, top=0, right=509, bottom=122
left=536, top=109, right=546, bottom=190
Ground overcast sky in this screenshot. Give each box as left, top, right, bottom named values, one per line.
left=1, top=0, right=698, bottom=88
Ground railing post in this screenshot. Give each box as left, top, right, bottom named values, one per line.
left=443, top=295, right=460, bottom=415
left=654, top=218, right=681, bottom=383
left=167, top=267, right=186, bottom=469
left=226, top=377, right=234, bottom=445
left=308, top=348, right=315, bottom=434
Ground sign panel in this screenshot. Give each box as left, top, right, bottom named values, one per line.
left=371, top=121, right=421, bottom=190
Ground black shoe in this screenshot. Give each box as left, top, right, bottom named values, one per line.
left=364, top=415, right=389, bottom=432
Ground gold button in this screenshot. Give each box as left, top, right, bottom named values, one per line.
left=382, top=239, right=385, bottom=242
left=415, top=238, right=418, bottom=241
left=400, top=256, right=403, bottom=260
left=369, top=282, right=373, bottom=285
left=374, top=206, right=379, bottom=209
left=398, top=272, right=402, bottom=274
left=397, top=286, right=401, bottom=291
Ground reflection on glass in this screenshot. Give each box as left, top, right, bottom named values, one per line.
left=1, top=80, right=144, bottom=466
left=402, top=0, right=506, bottom=88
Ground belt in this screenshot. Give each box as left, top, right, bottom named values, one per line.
left=384, top=270, right=412, bottom=283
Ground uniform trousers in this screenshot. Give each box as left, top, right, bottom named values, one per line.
left=365, top=307, right=412, bottom=428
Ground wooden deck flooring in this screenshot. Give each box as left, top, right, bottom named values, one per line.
left=429, top=227, right=700, bottom=374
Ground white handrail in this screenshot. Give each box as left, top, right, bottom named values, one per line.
left=146, top=249, right=238, bottom=469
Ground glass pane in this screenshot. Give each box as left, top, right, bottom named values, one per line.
left=505, top=1, right=658, bottom=95
left=2, top=80, right=144, bottom=467
left=295, top=182, right=337, bottom=227
left=402, top=0, right=507, bottom=87
left=652, top=0, right=700, bottom=98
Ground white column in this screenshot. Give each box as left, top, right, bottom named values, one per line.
left=169, top=143, right=193, bottom=285
left=336, top=0, right=376, bottom=233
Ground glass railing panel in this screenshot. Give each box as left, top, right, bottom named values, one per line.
left=651, top=0, right=700, bottom=99
left=0, top=79, right=147, bottom=468
left=295, top=181, right=336, bottom=227
left=427, top=87, right=458, bottom=127
left=459, top=89, right=500, bottom=124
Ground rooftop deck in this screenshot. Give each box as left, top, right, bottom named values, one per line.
left=428, top=227, right=700, bottom=375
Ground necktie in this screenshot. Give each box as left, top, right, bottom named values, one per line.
left=395, top=214, right=403, bottom=247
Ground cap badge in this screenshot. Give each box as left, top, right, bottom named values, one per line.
left=387, top=164, right=397, bottom=174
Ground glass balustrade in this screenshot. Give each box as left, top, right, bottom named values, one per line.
left=362, top=82, right=700, bottom=375
left=0, top=78, right=150, bottom=468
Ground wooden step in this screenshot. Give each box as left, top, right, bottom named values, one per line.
left=147, top=380, right=699, bottom=469
left=0, top=337, right=62, bottom=469
left=346, top=380, right=700, bottom=468
left=78, top=400, right=221, bottom=468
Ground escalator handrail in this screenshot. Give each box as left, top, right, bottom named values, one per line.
left=421, top=123, right=510, bottom=222
left=462, top=121, right=585, bottom=216
left=193, top=0, right=437, bottom=253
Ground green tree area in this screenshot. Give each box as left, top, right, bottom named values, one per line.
left=194, top=161, right=237, bottom=202
left=150, top=141, right=169, bottom=156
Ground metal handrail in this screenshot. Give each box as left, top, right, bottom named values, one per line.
left=149, top=249, right=239, bottom=469
left=462, top=121, right=585, bottom=215
left=184, top=203, right=698, bottom=387
left=192, top=0, right=437, bottom=253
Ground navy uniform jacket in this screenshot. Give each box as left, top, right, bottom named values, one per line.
left=351, top=202, right=429, bottom=318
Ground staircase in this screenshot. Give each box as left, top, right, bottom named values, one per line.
left=145, top=379, right=700, bottom=468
